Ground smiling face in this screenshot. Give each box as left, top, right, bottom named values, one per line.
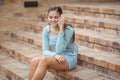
left=48, top=10, right=61, bottom=27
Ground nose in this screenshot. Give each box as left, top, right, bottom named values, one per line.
left=51, top=18, right=56, bottom=21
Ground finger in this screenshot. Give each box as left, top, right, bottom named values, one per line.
left=55, top=57, right=62, bottom=63
left=59, top=57, right=65, bottom=63
left=61, top=15, right=64, bottom=18
left=61, top=57, right=66, bottom=62
left=54, top=56, right=59, bottom=62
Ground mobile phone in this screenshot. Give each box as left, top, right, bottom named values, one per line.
left=58, top=20, right=61, bottom=28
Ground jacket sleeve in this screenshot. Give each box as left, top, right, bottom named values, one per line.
left=55, top=27, right=74, bottom=53
left=42, top=27, right=56, bottom=56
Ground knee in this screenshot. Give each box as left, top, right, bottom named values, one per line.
left=38, top=56, right=49, bottom=66
left=30, top=58, right=39, bottom=66
left=30, top=56, right=49, bottom=67
left=40, top=56, right=48, bottom=62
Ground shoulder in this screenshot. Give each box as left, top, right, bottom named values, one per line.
left=43, top=25, right=50, bottom=31
left=42, top=25, right=50, bottom=36
left=43, top=25, right=50, bottom=33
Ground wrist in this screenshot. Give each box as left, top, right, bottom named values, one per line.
left=54, top=54, right=58, bottom=57
left=60, top=29, right=64, bottom=32
left=60, top=24, right=64, bottom=32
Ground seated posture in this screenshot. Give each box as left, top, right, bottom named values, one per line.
left=28, top=6, right=78, bottom=80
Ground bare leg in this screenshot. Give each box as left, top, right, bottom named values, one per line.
left=28, top=55, right=69, bottom=80
left=32, top=57, right=47, bottom=80
left=28, top=57, right=41, bottom=80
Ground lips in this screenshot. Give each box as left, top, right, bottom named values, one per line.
left=50, top=20, right=59, bottom=25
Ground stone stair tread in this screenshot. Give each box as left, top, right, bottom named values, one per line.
left=24, top=21, right=47, bottom=27
left=0, top=75, right=8, bottom=80
left=0, top=40, right=41, bottom=59
left=59, top=2, right=120, bottom=15
left=0, top=52, right=28, bottom=80
left=11, top=30, right=42, bottom=46
left=59, top=2, right=120, bottom=12
left=10, top=31, right=120, bottom=72
left=78, top=46, right=120, bottom=72
left=0, top=51, right=113, bottom=80
left=75, top=28, right=120, bottom=48
left=64, top=14, right=120, bottom=25
left=75, top=28, right=120, bottom=42
left=60, top=65, right=113, bottom=80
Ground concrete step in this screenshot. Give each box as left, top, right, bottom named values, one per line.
left=24, top=21, right=47, bottom=33
left=64, top=14, right=120, bottom=36
left=0, top=40, right=41, bottom=65
left=0, top=51, right=64, bottom=80
left=9, top=31, right=120, bottom=79
left=0, top=52, right=28, bottom=80
left=23, top=22, right=120, bottom=54
left=75, top=28, right=120, bottom=55
left=37, top=13, right=120, bottom=36
left=0, top=75, right=8, bottom=80
left=11, top=31, right=42, bottom=48
left=78, top=46, right=120, bottom=79
left=0, top=49, right=115, bottom=80
left=58, top=2, right=120, bottom=20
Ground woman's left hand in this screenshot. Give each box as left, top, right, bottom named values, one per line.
left=58, top=15, right=65, bottom=32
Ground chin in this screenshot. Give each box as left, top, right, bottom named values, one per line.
left=50, top=24, right=58, bottom=27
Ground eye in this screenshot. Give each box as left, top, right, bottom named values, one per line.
left=48, top=16, right=52, bottom=19
left=54, top=16, right=59, bottom=19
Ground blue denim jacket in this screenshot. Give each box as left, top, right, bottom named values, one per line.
left=42, top=25, right=78, bottom=56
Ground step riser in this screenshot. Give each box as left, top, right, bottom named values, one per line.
left=75, top=12, right=120, bottom=20
left=24, top=22, right=46, bottom=33
left=0, top=52, right=31, bottom=80
left=11, top=33, right=42, bottom=48
left=78, top=60, right=120, bottom=79
left=38, top=13, right=48, bottom=22
left=76, top=39, right=120, bottom=55
left=60, top=5, right=120, bottom=16
left=0, top=45, right=31, bottom=65
left=78, top=53, right=120, bottom=72
left=0, top=75, right=8, bottom=80
left=64, top=10, right=120, bottom=20
left=0, top=66, right=24, bottom=80
left=72, top=23, right=119, bottom=36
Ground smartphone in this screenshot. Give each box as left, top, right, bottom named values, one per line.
left=58, top=20, right=61, bottom=28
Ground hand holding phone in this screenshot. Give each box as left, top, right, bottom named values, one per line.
left=58, top=15, right=65, bottom=31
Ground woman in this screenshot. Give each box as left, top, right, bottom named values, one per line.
left=28, top=6, right=78, bottom=80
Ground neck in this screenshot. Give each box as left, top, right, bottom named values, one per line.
left=50, top=25, right=59, bottom=31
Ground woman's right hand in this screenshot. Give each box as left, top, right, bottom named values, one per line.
left=54, top=54, right=66, bottom=63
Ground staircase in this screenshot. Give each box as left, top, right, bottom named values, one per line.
left=0, top=1, right=120, bottom=80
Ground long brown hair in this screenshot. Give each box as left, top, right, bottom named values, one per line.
left=64, top=23, right=75, bottom=43
left=48, top=6, right=75, bottom=43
